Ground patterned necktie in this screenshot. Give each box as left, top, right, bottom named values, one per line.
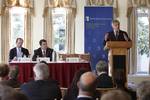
left=116, top=31, right=119, bottom=39
left=43, top=50, right=46, bottom=57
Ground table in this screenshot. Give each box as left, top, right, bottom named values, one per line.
left=10, top=62, right=91, bottom=87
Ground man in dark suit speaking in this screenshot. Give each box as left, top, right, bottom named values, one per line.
left=103, top=20, right=131, bottom=46
left=32, top=39, right=54, bottom=61
left=9, top=38, right=29, bottom=62
left=103, top=20, right=131, bottom=87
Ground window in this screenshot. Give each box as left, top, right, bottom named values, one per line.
left=9, top=7, right=27, bottom=49
left=136, top=8, right=150, bottom=74
left=52, top=8, right=67, bottom=53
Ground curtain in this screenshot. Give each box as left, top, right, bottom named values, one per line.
left=1, top=8, right=10, bottom=63
left=43, top=0, right=76, bottom=53
left=0, top=0, right=34, bottom=62
left=128, top=8, right=137, bottom=74
left=127, top=0, right=150, bottom=17
left=86, top=0, right=119, bottom=18
left=43, top=8, right=53, bottom=48
left=127, top=0, right=150, bottom=74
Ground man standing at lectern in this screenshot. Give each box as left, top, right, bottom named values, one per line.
left=103, top=19, right=131, bottom=46
left=103, top=20, right=131, bottom=87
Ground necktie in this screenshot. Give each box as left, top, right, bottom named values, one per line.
left=43, top=50, right=46, bottom=57
left=116, top=31, right=119, bottom=39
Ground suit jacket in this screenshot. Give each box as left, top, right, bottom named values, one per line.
left=76, top=97, right=95, bottom=100
left=103, top=30, right=131, bottom=46
left=32, top=47, right=53, bottom=61
left=96, top=73, right=113, bottom=88
left=21, top=79, right=62, bottom=100
left=9, top=47, right=29, bottom=62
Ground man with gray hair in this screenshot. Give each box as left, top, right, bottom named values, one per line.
left=96, top=60, right=113, bottom=88
left=21, top=63, right=62, bottom=100
left=76, top=72, right=97, bottom=100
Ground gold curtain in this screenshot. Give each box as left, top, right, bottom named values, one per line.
left=87, top=0, right=119, bottom=18
left=43, top=8, right=53, bottom=48
left=0, top=0, right=34, bottom=62
left=1, top=9, right=10, bottom=63
left=43, top=0, right=76, bottom=53
left=127, top=0, right=150, bottom=74
left=128, top=8, right=137, bottom=74
left=127, top=0, right=150, bottom=17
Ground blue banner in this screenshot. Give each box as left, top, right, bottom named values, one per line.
left=84, top=7, right=113, bottom=70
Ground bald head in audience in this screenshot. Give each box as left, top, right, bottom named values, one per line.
left=101, top=90, right=131, bottom=100
left=78, top=72, right=96, bottom=96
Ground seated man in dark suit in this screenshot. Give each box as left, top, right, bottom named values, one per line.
left=32, top=39, right=54, bottom=61
left=103, top=19, right=131, bottom=46
left=9, top=38, right=29, bottom=62
left=20, top=63, right=62, bottom=100
left=76, top=72, right=97, bottom=100
left=96, top=60, right=113, bottom=88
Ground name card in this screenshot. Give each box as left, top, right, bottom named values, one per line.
left=66, top=57, right=80, bottom=62
left=17, top=58, right=31, bottom=62
left=36, top=57, right=50, bottom=62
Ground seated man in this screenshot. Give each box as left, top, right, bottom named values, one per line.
left=9, top=38, right=29, bottom=62
left=96, top=60, right=113, bottom=88
left=76, top=72, right=97, bottom=100
left=32, top=39, right=54, bottom=61
left=20, top=63, right=62, bottom=100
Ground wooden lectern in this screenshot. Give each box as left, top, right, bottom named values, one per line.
left=105, top=41, right=132, bottom=87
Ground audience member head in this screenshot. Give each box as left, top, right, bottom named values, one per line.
left=40, top=60, right=48, bottom=65
left=0, top=84, right=28, bottom=100
left=141, top=92, right=150, bottom=100
left=8, top=65, right=19, bottom=80
left=39, top=39, right=47, bottom=50
left=96, top=60, right=107, bottom=75
left=0, top=64, right=9, bottom=80
left=137, top=81, right=150, bottom=100
left=112, top=19, right=120, bottom=31
left=16, top=38, right=23, bottom=48
left=33, top=63, right=49, bottom=80
left=78, top=72, right=96, bottom=96
left=101, top=89, right=131, bottom=100
left=71, top=68, right=88, bottom=89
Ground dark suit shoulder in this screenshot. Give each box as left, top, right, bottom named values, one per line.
left=47, top=48, right=54, bottom=51
left=22, top=47, right=28, bottom=51
left=34, top=48, right=41, bottom=52
left=119, top=30, right=127, bottom=33
left=10, top=47, right=16, bottom=51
